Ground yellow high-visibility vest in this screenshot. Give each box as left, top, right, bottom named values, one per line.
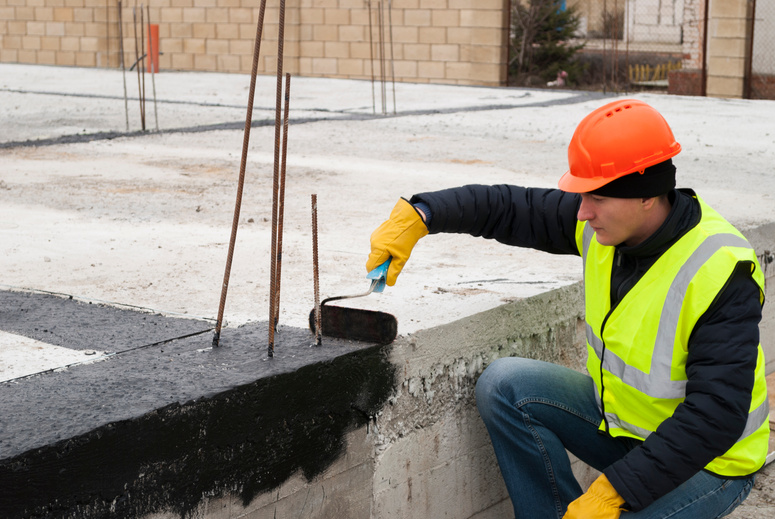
left=574, top=195, right=770, bottom=476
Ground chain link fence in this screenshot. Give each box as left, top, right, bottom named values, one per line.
left=509, top=0, right=774, bottom=99
left=508, top=0, right=685, bottom=92
left=569, top=0, right=685, bottom=92
left=750, top=0, right=775, bottom=99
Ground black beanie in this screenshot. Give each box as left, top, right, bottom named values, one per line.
left=589, top=159, right=676, bottom=198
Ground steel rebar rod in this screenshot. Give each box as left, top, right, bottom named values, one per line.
left=106, top=0, right=111, bottom=67
left=272, top=72, right=291, bottom=332
left=268, top=0, right=287, bottom=358
left=132, top=6, right=145, bottom=130
left=377, top=0, right=387, bottom=114
left=118, top=1, right=129, bottom=131
left=146, top=4, right=159, bottom=131
left=388, top=0, right=396, bottom=114
left=367, top=0, right=376, bottom=114
left=311, top=194, right=321, bottom=346
left=140, top=5, right=147, bottom=130
left=212, top=0, right=268, bottom=347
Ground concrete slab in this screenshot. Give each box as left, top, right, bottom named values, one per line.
left=3, top=64, right=775, bottom=361
left=1, top=63, right=775, bottom=517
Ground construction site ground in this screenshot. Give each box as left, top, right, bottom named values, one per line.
left=1, top=63, right=774, bottom=517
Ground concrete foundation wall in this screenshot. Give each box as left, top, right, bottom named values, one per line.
left=743, top=222, right=775, bottom=374
left=0, top=0, right=510, bottom=86
left=118, top=281, right=588, bottom=518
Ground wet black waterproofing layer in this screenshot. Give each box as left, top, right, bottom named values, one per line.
left=0, top=290, right=396, bottom=518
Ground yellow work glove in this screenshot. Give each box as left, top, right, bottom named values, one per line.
left=366, top=198, right=429, bottom=286
left=563, top=474, right=625, bottom=519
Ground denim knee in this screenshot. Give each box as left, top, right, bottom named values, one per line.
left=476, top=357, right=563, bottom=419
left=476, top=357, right=528, bottom=421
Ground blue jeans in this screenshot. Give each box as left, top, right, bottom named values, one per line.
left=475, top=357, right=755, bottom=519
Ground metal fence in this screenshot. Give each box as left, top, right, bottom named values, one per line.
left=750, top=0, right=775, bottom=99
left=568, top=0, right=685, bottom=92
left=509, top=0, right=774, bottom=99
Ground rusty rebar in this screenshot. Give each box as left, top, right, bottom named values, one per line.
left=140, top=5, right=146, bottom=128
left=272, top=72, right=291, bottom=332
left=132, top=6, right=145, bottom=130
left=311, top=194, right=321, bottom=346
left=212, top=0, right=268, bottom=347
left=268, top=0, right=287, bottom=358
left=146, top=4, right=158, bottom=131
left=118, top=1, right=129, bottom=131
left=377, top=0, right=387, bottom=114
left=388, top=0, right=396, bottom=114
left=367, top=0, right=376, bottom=114
left=106, top=0, right=111, bottom=67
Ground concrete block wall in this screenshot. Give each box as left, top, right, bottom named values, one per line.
left=677, top=0, right=756, bottom=98
left=0, top=0, right=115, bottom=68
left=0, top=0, right=510, bottom=86
left=628, top=0, right=683, bottom=44
left=705, top=0, right=750, bottom=98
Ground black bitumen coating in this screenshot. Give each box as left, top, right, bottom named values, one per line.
left=0, top=290, right=212, bottom=353
left=0, top=290, right=396, bottom=518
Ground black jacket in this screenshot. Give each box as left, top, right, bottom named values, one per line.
left=411, top=185, right=763, bottom=511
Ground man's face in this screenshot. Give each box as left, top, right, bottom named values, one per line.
left=577, top=193, right=652, bottom=247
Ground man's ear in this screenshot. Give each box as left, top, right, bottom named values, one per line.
left=641, top=196, right=656, bottom=211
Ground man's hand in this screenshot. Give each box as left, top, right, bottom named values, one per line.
left=563, top=474, right=625, bottom=519
left=367, top=198, right=428, bottom=286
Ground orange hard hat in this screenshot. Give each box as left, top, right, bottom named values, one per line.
left=558, top=99, right=681, bottom=193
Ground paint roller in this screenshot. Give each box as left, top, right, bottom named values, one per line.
left=309, top=259, right=397, bottom=344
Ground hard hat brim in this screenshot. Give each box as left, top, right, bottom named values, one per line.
left=557, top=169, right=615, bottom=193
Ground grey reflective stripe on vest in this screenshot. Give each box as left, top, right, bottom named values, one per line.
left=604, top=412, right=654, bottom=439
left=582, top=225, right=767, bottom=439
left=740, top=398, right=770, bottom=440
left=586, top=323, right=686, bottom=399
left=581, top=223, right=595, bottom=272
left=605, top=398, right=769, bottom=442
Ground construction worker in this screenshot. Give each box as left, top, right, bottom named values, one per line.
left=367, top=99, right=769, bottom=518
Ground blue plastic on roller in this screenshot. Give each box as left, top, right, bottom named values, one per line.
left=366, top=258, right=390, bottom=293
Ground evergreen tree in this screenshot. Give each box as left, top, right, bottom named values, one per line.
left=510, top=0, right=585, bottom=86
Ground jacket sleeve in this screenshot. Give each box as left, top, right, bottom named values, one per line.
left=410, top=184, right=581, bottom=255
left=604, top=264, right=763, bottom=511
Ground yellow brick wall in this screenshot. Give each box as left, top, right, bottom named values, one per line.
left=0, top=0, right=510, bottom=86
left=705, top=0, right=751, bottom=98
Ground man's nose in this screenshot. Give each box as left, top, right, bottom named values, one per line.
left=577, top=197, right=593, bottom=221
